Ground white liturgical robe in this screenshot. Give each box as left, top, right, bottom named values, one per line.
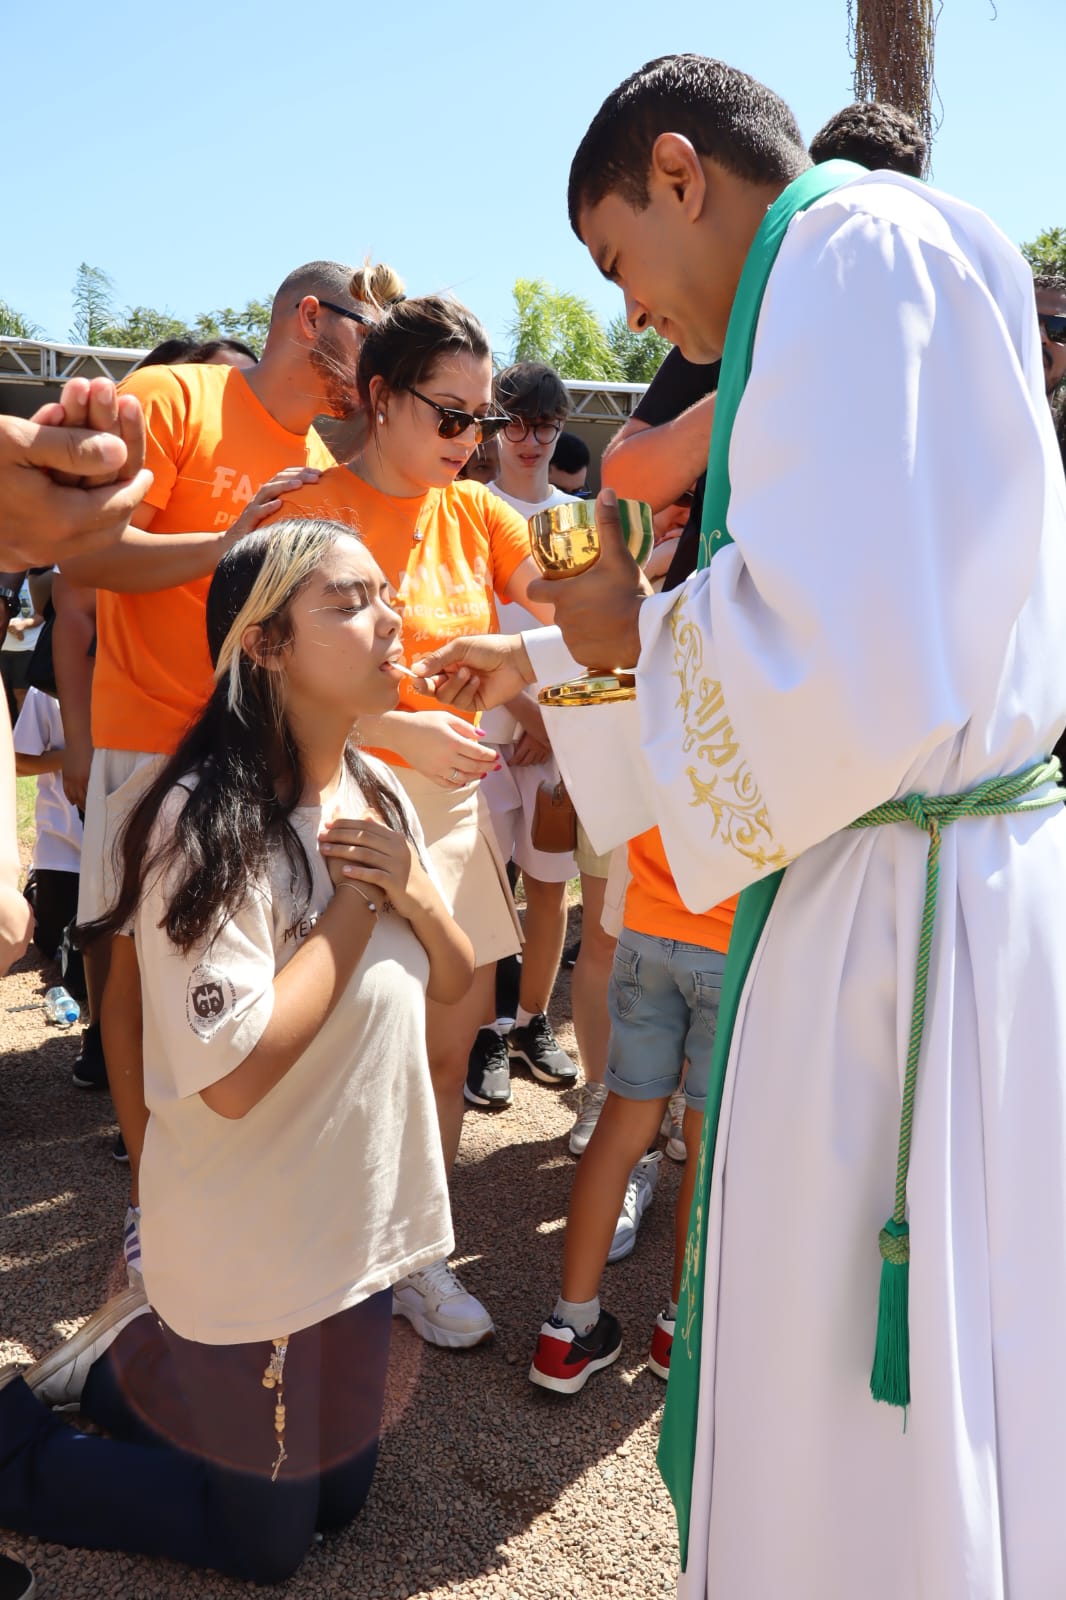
left=528, top=172, right=1066, bottom=1599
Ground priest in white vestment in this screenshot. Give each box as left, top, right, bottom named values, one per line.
left=417, top=55, right=1066, bottom=1600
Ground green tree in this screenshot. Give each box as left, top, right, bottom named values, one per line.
left=71, top=262, right=117, bottom=345
left=193, top=298, right=271, bottom=355
left=606, top=314, right=669, bottom=384
left=95, top=295, right=272, bottom=355
left=99, top=305, right=193, bottom=349
left=507, top=278, right=622, bottom=381
left=1022, top=227, right=1066, bottom=278
left=11, top=271, right=274, bottom=353
left=0, top=300, right=40, bottom=337
left=231, top=297, right=271, bottom=351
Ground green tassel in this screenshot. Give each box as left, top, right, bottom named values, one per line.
left=870, top=1217, right=910, bottom=1408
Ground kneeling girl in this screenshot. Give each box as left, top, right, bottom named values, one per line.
left=0, top=519, right=471, bottom=1584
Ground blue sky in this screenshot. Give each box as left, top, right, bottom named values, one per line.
left=2, top=0, right=1056, bottom=358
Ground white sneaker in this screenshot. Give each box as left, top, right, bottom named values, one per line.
left=392, top=1259, right=494, bottom=1349
left=569, top=1081, right=608, bottom=1156
left=123, top=1204, right=143, bottom=1287
left=661, top=1089, right=687, bottom=1162
left=607, top=1150, right=663, bottom=1263
left=27, top=1285, right=150, bottom=1409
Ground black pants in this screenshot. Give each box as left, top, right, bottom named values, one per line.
left=27, top=867, right=78, bottom=964
left=0, top=652, right=30, bottom=726
left=0, top=1289, right=391, bottom=1585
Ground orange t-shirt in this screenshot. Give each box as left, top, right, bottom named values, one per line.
left=626, top=827, right=737, bottom=956
left=92, top=364, right=334, bottom=753
left=280, top=467, right=533, bottom=737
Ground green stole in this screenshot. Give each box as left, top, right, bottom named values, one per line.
left=657, top=160, right=866, bottom=1567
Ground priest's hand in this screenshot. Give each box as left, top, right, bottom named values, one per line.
left=526, top=489, right=650, bottom=669
left=413, top=634, right=535, bottom=713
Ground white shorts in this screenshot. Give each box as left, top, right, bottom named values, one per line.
left=390, top=766, right=523, bottom=968
left=77, top=748, right=165, bottom=926
left=574, top=819, right=613, bottom=880
left=600, top=846, right=632, bottom=938
left=480, top=749, right=577, bottom=885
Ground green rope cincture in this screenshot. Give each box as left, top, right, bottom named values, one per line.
left=849, top=756, right=1065, bottom=1409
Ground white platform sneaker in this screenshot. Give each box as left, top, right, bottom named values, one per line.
left=392, top=1259, right=494, bottom=1348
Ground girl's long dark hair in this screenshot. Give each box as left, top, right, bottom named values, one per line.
left=82, top=519, right=413, bottom=953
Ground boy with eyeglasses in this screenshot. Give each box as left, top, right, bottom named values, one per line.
left=470, top=363, right=583, bottom=1108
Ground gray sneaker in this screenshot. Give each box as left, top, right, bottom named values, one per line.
left=464, top=1026, right=512, bottom=1109
left=607, top=1150, right=663, bottom=1263
left=569, top=1081, right=608, bottom=1155
left=661, top=1088, right=688, bottom=1162
left=508, top=1013, right=578, bottom=1086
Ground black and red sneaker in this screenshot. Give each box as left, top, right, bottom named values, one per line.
left=648, top=1309, right=674, bottom=1380
left=529, top=1310, right=622, bottom=1394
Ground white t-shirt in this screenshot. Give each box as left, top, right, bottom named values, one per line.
left=12, top=687, right=83, bottom=874
left=136, top=756, right=453, bottom=1345
left=481, top=483, right=575, bottom=743
left=2, top=578, right=43, bottom=654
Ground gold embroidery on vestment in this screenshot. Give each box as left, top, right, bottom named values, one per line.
left=671, top=602, right=789, bottom=873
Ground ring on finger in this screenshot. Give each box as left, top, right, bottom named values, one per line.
left=449, top=767, right=461, bottom=783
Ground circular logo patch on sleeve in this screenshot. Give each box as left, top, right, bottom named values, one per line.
left=186, top=963, right=237, bottom=1040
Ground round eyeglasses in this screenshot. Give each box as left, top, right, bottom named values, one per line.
left=502, top=417, right=564, bottom=445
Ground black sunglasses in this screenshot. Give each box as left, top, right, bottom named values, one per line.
left=1039, top=313, right=1066, bottom=346
left=408, top=387, right=510, bottom=442
left=303, top=299, right=375, bottom=328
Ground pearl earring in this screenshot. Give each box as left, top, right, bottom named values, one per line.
left=377, top=411, right=385, bottom=424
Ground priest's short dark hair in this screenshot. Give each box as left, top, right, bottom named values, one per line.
left=568, top=55, right=808, bottom=234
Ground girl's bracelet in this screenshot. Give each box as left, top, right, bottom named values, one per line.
left=337, top=879, right=381, bottom=914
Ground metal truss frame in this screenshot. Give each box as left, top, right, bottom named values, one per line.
left=0, top=336, right=144, bottom=385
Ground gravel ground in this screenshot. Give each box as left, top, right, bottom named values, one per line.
left=0, top=912, right=683, bottom=1600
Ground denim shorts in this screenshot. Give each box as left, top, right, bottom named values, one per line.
left=604, top=927, right=726, bottom=1111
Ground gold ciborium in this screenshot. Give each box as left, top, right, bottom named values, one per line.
left=527, top=499, right=653, bottom=852
left=528, top=498, right=653, bottom=586
left=528, top=498, right=653, bottom=702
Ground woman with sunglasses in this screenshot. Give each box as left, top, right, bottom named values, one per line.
left=279, top=295, right=558, bottom=1351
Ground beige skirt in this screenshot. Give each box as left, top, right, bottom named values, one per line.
left=392, top=767, right=523, bottom=967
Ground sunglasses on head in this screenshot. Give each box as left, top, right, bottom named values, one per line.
left=306, top=299, right=375, bottom=328
left=407, top=387, right=510, bottom=442
left=1039, top=313, right=1066, bottom=345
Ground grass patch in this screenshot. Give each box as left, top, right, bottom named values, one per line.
left=16, top=775, right=36, bottom=855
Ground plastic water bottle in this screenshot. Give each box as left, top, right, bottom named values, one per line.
left=43, top=986, right=81, bottom=1027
